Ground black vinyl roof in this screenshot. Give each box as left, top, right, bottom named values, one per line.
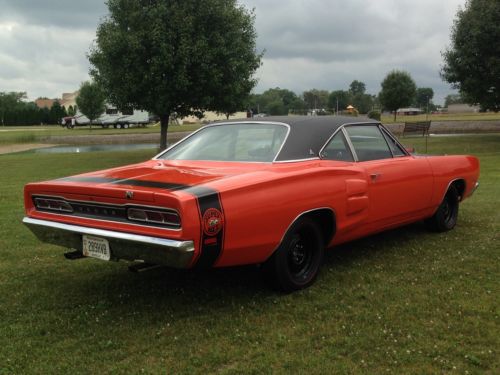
left=223, top=116, right=379, bottom=161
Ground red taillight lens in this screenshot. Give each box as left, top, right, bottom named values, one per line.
left=34, top=197, right=73, bottom=213
left=127, top=208, right=180, bottom=228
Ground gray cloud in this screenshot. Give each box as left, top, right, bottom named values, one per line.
left=0, top=0, right=107, bottom=29
left=0, top=0, right=464, bottom=104
left=242, top=0, right=465, bottom=104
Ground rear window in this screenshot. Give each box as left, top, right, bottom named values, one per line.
left=159, top=123, right=288, bottom=162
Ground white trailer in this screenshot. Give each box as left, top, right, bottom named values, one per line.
left=62, top=107, right=151, bottom=129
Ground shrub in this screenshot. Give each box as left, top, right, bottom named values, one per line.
left=368, top=110, right=381, bottom=121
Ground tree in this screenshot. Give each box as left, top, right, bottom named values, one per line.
left=248, top=88, right=300, bottom=116
left=415, top=87, right=434, bottom=111
left=352, top=93, right=374, bottom=114
left=89, top=0, right=262, bottom=150
left=303, top=89, right=329, bottom=109
left=379, top=70, right=417, bottom=121
left=49, top=101, right=67, bottom=125
left=327, top=90, right=351, bottom=113
left=75, top=81, right=106, bottom=128
left=67, top=105, right=77, bottom=116
left=441, top=0, right=500, bottom=111
left=0, top=92, right=26, bottom=126
left=444, top=94, right=463, bottom=107
left=349, top=80, right=366, bottom=96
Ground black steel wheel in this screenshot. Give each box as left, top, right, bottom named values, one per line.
left=263, top=217, right=324, bottom=292
left=425, top=185, right=459, bottom=232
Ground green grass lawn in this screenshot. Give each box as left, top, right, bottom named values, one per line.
left=0, top=135, right=498, bottom=373
left=0, top=124, right=202, bottom=145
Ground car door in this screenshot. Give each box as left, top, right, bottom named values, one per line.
left=344, top=124, right=433, bottom=230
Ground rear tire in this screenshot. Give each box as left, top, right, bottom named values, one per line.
left=262, top=217, right=324, bottom=292
left=425, top=185, right=459, bottom=232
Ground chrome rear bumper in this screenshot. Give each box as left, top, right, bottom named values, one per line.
left=23, top=217, right=195, bottom=268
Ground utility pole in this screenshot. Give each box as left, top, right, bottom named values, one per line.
left=426, top=96, right=429, bottom=121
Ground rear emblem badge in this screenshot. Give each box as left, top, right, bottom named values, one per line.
left=125, top=191, right=134, bottom=199
left=203, top=208, right=224, bottom=236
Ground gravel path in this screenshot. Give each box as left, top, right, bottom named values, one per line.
left=42, top=131, right=191, bottom=145
left=0, top=143, right=56, bottom=155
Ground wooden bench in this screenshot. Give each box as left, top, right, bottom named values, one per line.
left=403, top=121, right=431, bottom=137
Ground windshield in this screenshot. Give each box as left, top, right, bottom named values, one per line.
left=159, top=123, right=288, bottom=162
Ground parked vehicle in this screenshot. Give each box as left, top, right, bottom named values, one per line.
left=61, top=107, right=150, bottom=129
left=24, top=116, right=479, bottom=291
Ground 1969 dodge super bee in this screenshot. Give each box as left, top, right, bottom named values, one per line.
left=23, top=116, right=480, bottom=291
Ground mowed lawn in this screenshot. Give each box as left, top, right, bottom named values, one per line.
left=0, top=135, right=498, bottom=374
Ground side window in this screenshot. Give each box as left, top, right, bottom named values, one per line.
left=381, top=128, right=406, bottom=157
left=320, top=131, right=354, bottom=162
left=345, top=125, right=393, bottom=162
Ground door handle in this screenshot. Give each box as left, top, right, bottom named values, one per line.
left=370, top=173, right=382, bottom=181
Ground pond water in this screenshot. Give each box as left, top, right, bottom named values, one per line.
left=33, top=143, right=160, bottom=154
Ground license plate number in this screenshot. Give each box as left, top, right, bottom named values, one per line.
left=82, top=235, right=110, bottom=261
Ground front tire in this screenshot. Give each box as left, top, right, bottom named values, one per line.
left=263, top=217, right=324, bottom=292
left=425, top=185, right=459, bottom=232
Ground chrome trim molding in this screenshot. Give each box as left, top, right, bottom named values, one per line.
left=23, top=217, right=195, bottom=268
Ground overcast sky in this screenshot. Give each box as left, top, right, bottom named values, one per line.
left=0, top=0, right=465, bottom=105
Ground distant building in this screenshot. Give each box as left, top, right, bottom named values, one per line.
left=447, top=103, right=480, bottom=113
left=60, top=91, right=79, bottom=109
left=396, top=107, right=423, bottom=116
left=35, top=98, right=57, bottom=109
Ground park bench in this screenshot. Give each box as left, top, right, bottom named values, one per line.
left=403, top=121, right=431, bottom=137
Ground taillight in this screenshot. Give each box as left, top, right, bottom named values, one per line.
left=34, top=197, right=74, bottom=213
left=127, top=208, right=181, bottom=228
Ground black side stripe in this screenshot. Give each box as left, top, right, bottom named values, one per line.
left=59, top=176, right=224, bottom=268
left=185, top=186, right=225, bottom=269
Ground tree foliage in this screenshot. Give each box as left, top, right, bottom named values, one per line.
left=379, top=70, right=417, bottom=120
left=248, top=88, right=303, bottom=116
left=349, top=80, right=366, bottom=96
left=0, top=92, right=69, bottom=126
left=0, top=92, right=27, bottom=126
left=415, top=87, right=434, bottom=111
left=302, top=89, right=329, bottom=109
left=76, top=81, right=106, bottom=127
left=327, top=90, right=350, bottom=112
left=89, top=0, right=262, bottom=150
left=441, top=0, right=500, bottom=111
left=444, top=94, right=463, bottom=107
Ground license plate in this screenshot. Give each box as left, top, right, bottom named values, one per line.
left=82, top=235, right=111, bottom=261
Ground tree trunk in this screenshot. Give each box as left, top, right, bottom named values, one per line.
left=393, top=111, right=397, bottom=122
left=160, top=113, right=170, bottom=151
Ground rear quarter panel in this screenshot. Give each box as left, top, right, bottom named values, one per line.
left=211, top=161, right=360, bottom=267
left=425, top=155, right=480, bottom=207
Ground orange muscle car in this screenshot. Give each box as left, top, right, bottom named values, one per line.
left=23, top=116, right=480, bottom=291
